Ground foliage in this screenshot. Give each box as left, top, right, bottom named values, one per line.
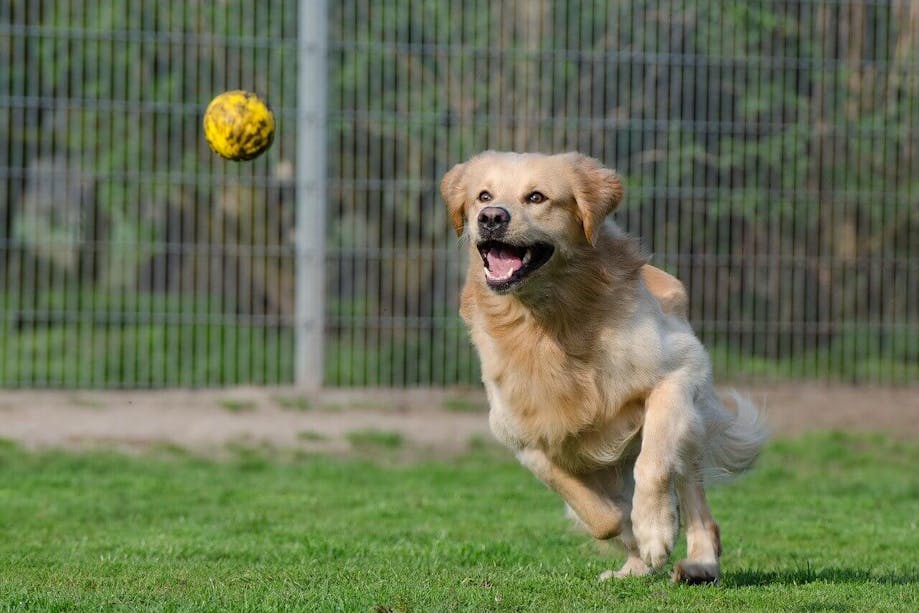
left=0, top=432, right=917, bottom=610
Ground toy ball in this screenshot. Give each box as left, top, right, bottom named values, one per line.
left=203, top=90, right=275, bottom=161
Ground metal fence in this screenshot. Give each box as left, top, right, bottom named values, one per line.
left=2, top=1, right=918, bottom=388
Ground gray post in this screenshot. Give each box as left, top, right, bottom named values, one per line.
left=295, top=0, right=328, bottom=389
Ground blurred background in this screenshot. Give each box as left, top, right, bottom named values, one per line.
left=1, top=0, right=918, bottom=389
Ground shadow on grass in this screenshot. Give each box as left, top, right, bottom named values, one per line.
left=725, top=566, right=918, bottom=587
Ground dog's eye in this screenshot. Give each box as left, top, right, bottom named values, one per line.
left=526, top=191, right=547, bottom=204
left=477, top=191, right=493, bottom=203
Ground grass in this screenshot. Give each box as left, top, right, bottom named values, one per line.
left=296, top=430, right=329, bottom=442
left=441, top=396, right=487, bottom=413
left=218, top=398, right=258, bottom=413
left=274, top=395, right=314, bottom=411
left=0, top=432, right=917, bottom=611
left=345, top=429, right=405, bottom=450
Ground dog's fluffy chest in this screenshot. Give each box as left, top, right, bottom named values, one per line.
left=486, top=375, right=647, bottom=471
left=476, top=313, right=655, bottom=469
left=460, top=249, right=672, bottom=471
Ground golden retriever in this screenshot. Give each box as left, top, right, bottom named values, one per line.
left=441, top=151, right=767, bottom=584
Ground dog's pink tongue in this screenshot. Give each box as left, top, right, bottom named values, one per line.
left=487, top=246, right=523, bottom=278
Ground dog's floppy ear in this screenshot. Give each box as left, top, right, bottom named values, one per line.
left=564, top=153, right=624, bottom=246
left=440, top=161, right=468, bottom=237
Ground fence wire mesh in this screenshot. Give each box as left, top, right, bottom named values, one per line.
left=1, top=1, right=299, bottom=387
left=2, top=1, right=918, bottom=388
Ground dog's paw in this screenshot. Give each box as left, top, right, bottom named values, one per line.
left=672, top=559, right=720, bottom=584
left=598, top=556, right=652, bottom=581
left=638, top=536, right=672, bottom=570
left=631, top=488, right=677, bottom=570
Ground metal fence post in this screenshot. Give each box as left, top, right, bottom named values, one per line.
left=295, top=0, right=328, bottom=389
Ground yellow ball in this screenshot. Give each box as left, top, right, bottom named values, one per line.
left=203, top=90, right=275, bottom=161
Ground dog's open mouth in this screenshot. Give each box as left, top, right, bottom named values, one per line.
left=477, top=240, right=554, bottom=291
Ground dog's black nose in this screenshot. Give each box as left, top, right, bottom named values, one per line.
left=478, top=206, right=510, bottom=234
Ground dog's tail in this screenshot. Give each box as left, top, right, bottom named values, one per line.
left=702, top=390, right=769, bottom=483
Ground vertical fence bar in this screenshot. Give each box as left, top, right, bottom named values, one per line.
left=295, top=0, right=328, bottom=389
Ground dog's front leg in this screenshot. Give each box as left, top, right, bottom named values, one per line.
left=632, top=373, right=703, bottom=570
left=516, top=447, right=624, bottom=541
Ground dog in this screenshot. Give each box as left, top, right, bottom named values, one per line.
left=441, top=151, right=767, bottom=584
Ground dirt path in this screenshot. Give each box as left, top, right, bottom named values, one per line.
left=1, top=383, right=917, bottom=455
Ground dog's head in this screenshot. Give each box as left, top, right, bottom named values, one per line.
left=440, top=151, right=624, bottom=293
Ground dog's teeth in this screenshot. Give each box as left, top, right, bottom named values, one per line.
left=522, top=249, right=531, bottom=265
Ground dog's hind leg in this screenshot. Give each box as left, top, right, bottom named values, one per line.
left=671, top=475, right=721, bottom=584
left=641, top=264, right=688, bottom=319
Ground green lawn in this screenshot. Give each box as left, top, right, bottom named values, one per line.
left=1, top=432, right=917, bottom=612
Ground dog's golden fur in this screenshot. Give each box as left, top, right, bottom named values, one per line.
left=442, top=151, right=767, bottom=583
